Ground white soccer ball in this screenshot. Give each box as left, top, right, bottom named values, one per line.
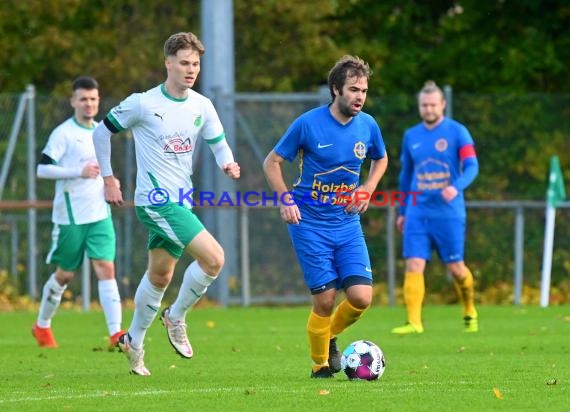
left=340, top=340, right=386, bottom=380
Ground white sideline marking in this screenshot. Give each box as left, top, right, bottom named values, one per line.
left=1, top=381, right=485, bottom=404
left=0, top=388, right=239, bottom=404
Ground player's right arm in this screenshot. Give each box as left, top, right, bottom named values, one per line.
left=37, top=153, right=100, bottom=179
left=263, top=150, right=301, bottom=224
left=37, top=128, right=99, bottom=180
left=93, top=94, right=141, bottom=207
left=93, top=121, right=123, bottom=206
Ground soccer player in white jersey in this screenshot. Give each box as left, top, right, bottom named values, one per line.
left=33, top=77, right=125, bottom=350
left=93, top=32, right=240, bottom=376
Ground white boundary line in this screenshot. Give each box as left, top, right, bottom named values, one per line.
left=0, top=388, right=238, bottom=404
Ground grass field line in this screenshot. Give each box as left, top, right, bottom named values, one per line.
left=1, top=384, right=365, bottom=404
left=0, top=389, right=175, bottom=404
left=0, top=387, right=250, bottom=404
left=0, top=379, right=488, bottom=404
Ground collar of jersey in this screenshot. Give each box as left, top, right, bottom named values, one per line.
left=161, top=83, right=188, bottom=102
left=72, top=116, right=95, bottom=130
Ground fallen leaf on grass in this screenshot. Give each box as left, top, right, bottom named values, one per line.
left=319, top=390, right=330, bottom=395
left=493, top=388, right=504, bottom=400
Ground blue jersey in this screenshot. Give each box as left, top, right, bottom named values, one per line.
left=274, top=105, right=386, bottom=227
left=399, top=117, right=478, bottom=219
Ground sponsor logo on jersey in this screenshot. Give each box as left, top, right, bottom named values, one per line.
left=164, top=137, right=192, bottom=154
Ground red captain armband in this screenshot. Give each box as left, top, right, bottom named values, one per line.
left=459, top=144, right=476, bottom=160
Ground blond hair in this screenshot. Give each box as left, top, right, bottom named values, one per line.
left=418, top=80, right=445, bottom=100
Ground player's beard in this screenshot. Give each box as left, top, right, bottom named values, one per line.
left=79, top=111, right=96, bottom=124
left=423, top=114, right=442, bottom=126
left=82, top=114, right=95, bottom=121
left=338, top=99, right=360, bottom=118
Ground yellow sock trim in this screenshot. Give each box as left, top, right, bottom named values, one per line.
left=404, top=271, right=424, bottom=327
left=330, top=299, right=366, bottom=337
left=455, top=267, right=476, bottom=317
left=307, top=310, right=331, bottom=366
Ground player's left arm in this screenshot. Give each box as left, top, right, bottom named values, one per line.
left=442, top=144, right=479, bottom=202
left=207, top=137, right=240, bottom=179
left=203, top=98, right=240, bottom=179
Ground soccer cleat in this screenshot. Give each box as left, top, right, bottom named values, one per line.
left=160, top=307, right=193, bottom=358
left=117, top=333, right=151, bottom=376
left=328, top=337, right=342, bottom=373
left=32, top=323, right=58, bottom=348
left=108, top=330, right=128, bottom=351
left=310, top=366, right=335, bottom=379
left=464, top=315, right=479, bottom=333
left=391, top=322, right=424, bottom=334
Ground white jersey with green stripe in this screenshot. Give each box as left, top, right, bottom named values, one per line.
left=106, top=84, right=225, bottom=206
left=42, top=117, right=110, bottom=225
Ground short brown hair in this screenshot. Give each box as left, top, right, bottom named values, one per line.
left=163, top=32, right=205, bottom=58
left=327, top=55, right=371, bottom=100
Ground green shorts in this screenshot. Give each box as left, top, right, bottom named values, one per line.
left=46, top=216, right=116, bottom=271
left=135, top=203, right=205, bottom=258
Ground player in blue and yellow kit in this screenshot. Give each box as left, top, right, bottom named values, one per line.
left=263, top=55, right=388, bottom=378
left=392, top=81, right=479, bottom=335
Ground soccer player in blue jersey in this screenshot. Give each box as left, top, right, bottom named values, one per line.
left=263, top=55, right=388, bottom=378
left=392, top=81, right=479, bottom=335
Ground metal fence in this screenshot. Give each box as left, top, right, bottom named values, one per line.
left=1, top=87, right=569, bottom=307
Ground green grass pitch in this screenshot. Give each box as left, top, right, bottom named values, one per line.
left=0, top=305, right=568, bottom=411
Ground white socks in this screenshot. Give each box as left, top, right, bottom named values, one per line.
left=37, top=273, right=67, bottom=328
left=129, top=273, right=165, bottom=349
left=37, top=275, right=122, bottom=336
left=98, top=279, right=122, bottom=336
left=168, top=261, right=216, bottom=322
left=127, top=263, right=216, bottom=348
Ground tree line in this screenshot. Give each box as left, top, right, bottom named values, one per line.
left=1, top=0, right=568, bottom=291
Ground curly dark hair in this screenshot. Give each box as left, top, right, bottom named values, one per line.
left=327, top=55, right=371, bottom=101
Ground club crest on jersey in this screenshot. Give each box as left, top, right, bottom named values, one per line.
left=164, top=137, right=192, bottom=154
left=194, top=115, right=202, bottom=127
left=435, top=138, right=448, bottom=152
left=353, top=141, right=366, bottom=159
